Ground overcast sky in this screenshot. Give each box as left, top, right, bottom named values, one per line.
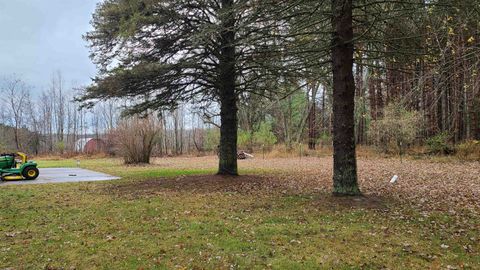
left=0, top=0, right=99, bottom=94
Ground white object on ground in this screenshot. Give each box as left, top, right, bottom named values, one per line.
left=390, top=175, right=399, bottom=184
left=244, top=152, right=254, bottom=158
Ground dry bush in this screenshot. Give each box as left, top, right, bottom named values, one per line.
left=61, top=151, right=82, bottom=159
left=32, top=154, right=64, bottom=160
left=356, top=145, right=381, bottom=158
left=456, top=140, right=480, bottom=161
left=369, top=102, right=422, bottom=154
left=266, top=144, right=333, bottom=158
left=262, top=144, right=295, bottom=158
left=425, top=132, right=454, bottom=155
left=115, top=116, right=159, bottom=164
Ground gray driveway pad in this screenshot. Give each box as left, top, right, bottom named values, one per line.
left=0, top=168, right=120, bottom=186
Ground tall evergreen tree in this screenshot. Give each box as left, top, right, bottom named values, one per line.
left=80, top=0, right=302, bottom=175
left=331, top=0, right=360, bottom=195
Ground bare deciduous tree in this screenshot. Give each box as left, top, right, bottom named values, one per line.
left=1, top=76, right=32, bottom=150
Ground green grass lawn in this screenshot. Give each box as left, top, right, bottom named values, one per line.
left=37, top=158, right=216, bottom=178
left=0, top=157, right=478, bottom=269
left=36, top=158, right=267, bottom=179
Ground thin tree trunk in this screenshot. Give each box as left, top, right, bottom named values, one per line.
left=308, top=101, right=317, bottom=150
left=331, top=0, right=360, bottom=196
left=308, top=84, right=318, bottom=150
left=320, top=86, right=326, bottom=142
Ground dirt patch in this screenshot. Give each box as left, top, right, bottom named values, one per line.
left=313, top=194, right=391, bottom=210
left=109, top=175, right=290, bottom=198
left=108, top=174, right=392, bottom=210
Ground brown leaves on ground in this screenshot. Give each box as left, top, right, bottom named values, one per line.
left=111, top=156, right=480, bottom=214
left=110, top=175, right=282, bottom=197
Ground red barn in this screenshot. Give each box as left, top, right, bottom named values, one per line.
left=76, top=138, right=107, bottom=154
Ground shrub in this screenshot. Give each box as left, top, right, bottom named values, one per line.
left=317, top=131, right=332, bottom=147
left=55, top=141, right=66, bottom=154
left=115, top=116, right=159, bottom=164
left=253, top=121, right=277, bottom=150
left=204, top=128, right=220, bottom=151
left=0, top=142, right=6, bottom=153
left=237, top=129, right=252, bottom=150
left=426, top=132, right=454, bottom=155
left=456, top=140, right=480, bottom=160
left=369, top=102, right=422, bottom=154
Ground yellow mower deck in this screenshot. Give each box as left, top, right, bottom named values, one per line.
left=3, top=175, right=24, bottom=181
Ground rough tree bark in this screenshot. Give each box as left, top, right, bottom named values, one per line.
left=331, top=0, right=360, bottom=195
left=218, top=0, right=238, bottom=175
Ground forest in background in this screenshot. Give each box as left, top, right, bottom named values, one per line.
left=0, top=0, right=479, bottom=159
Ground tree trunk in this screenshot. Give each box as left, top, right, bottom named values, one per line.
left=331, top=0, right=360, bottom=196
left=308, top=84, right=318, bottom=150
left=308, top=102, right=317, bottom=150
left=13, top=124, right=20, bottom=150
left=218, top=0, right=238, bottom=175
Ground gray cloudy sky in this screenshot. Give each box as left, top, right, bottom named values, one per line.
left=0, top=0, right=99, bottom=93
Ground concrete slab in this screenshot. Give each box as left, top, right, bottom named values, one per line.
left=0, top=168, right=121, bottom=186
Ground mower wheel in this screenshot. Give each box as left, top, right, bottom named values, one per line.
left=22, top=166, right=39, bottom=180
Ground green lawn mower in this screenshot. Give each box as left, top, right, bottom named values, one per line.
left=0, top=152, right=39, bottom=181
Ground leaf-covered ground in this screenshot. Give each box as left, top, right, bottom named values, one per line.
left=0, top=156, right=478, bottom=269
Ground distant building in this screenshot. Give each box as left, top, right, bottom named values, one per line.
left=75, top=138, right=106, bottom=154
